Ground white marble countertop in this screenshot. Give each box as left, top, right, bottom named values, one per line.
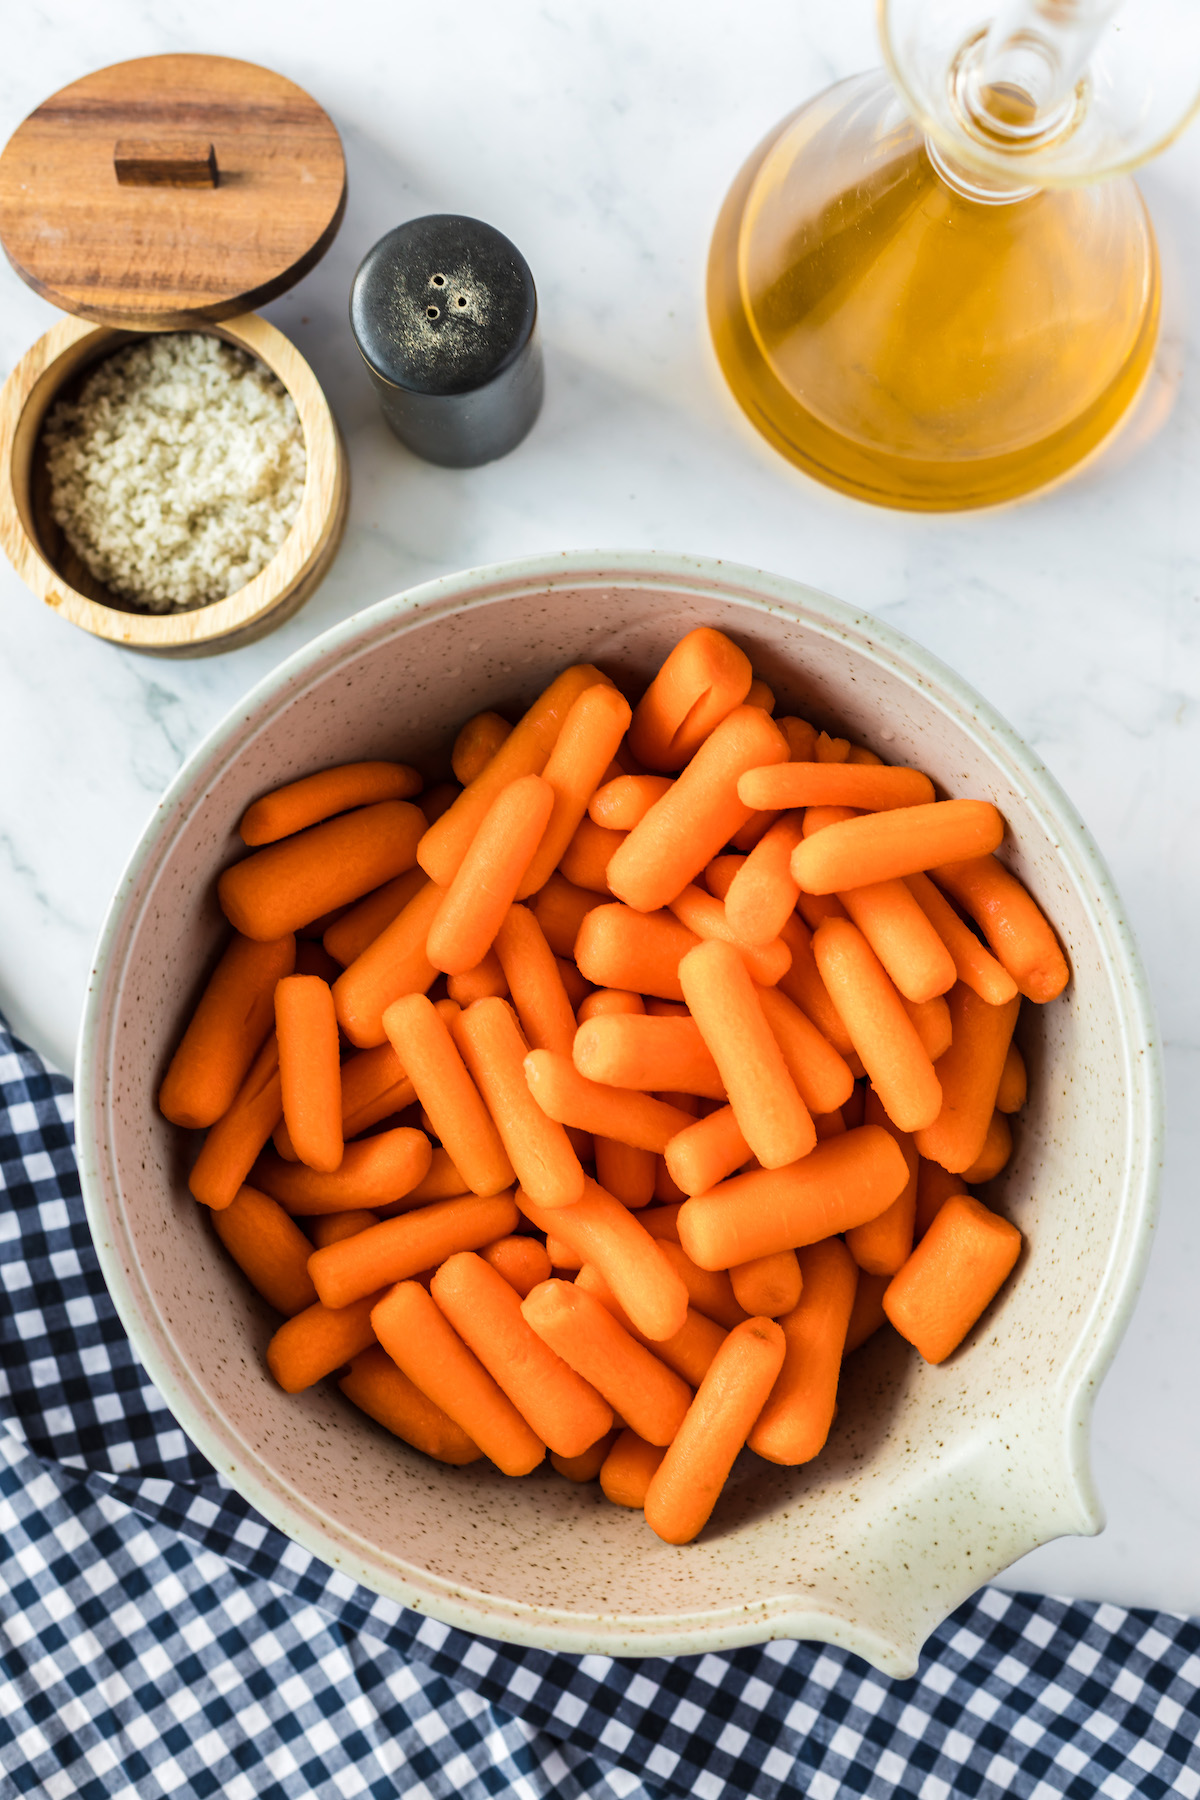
left=3, top=0, right=1198, bottom=1619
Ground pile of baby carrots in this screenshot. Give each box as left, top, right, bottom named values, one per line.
left=159, top=627, right=1067, bottom=1546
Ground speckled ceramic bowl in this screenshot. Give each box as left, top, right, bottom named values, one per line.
left=75, top=550, right=1161, bottom=1676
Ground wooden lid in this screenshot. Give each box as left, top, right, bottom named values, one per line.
left=0, top=54, right=346, bottom=327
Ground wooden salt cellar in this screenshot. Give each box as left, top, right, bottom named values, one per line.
left=0, top=54, right=349, bottom=654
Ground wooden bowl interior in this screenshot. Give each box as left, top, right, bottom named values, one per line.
left=2, top=312, right=346, bottom=653
left=24, top=325, right=305, bottom=615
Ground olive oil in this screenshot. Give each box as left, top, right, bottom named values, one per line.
left=708, top=74, right=1159, bottom=510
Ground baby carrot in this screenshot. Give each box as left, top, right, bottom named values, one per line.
left=644, top=1317, right=786, bottom=1544
left=722, top=814, right=805, bottom=947
left=797, top=891, right=849, bottom=933
left=754, top=984, right=855, bottom=1117
left=454, top=998, right=584, bottom=1206
left=556, top=958, right=593, bottom=1012
left=528, top=872, right=604, bottom=958
left=328, top=877, right=430, bottom=971
left=608, top=706, right=788, bottom=912
left=594, top=1138, right=657, bottom=1208
left=813, top=1108, right=846, bottom=1139
left=627, top=627, right=753, bottom=771
left=883, top=1193, right=1021, bottom=1363
left=432, top=1252, right=613, bottom=1457
left=747, top=1239, right=857, bottom=1465
left=961, top=1111, right=1013, bottom=1183
left=266, top=1288, right=385, bottom=1392
left=339, top=1345, right=482, bottom=1464
left=931, top=856, right=1069, bottom=1003
left=572, top=1014, right=725, bottom=1101
left=332, top=878, right=444, bottom=1047
left=791, top=800, right=1005, bottom=896
left=903, top=871, right=1018, bottom=1006
left=738, top=764, right=934, bottom=813
left=663, top=1105, right=751, bottom=1197
left=382, top=993, right=514, bottom=1195
left=575, top=1265, right=727, bottom=1387
left=371, top=1281, right=545, bottom=1475
left=577, top=988, right=645, bottom=1022
left=452, top=711, right=513, bottom=786
left=558, top=818, right=624, bottom=893
left=770, top=914, right=857, bottom=1061
left=516, top=684, right=632, bottom=897
left=901, top=993, right=953, bottom=1063
left=480, top=1235, right=552, bottom=1298
left=654, top=1239, right=750, bottom=1330
left=524, top=1050, right=696, bottom=1153
left=240, top=763, right=422, bottom=846
left=600, top=1430, right=666, bottom=1507
left=914, top=1159, right=968, bottom=1240
left=913, top=986, right=1020, bottom=1173
left=843, top=1269, right=891, bottom=1355
left=252, top=1128, right=432, bottom=1215
left=667, top=886, right=792, bottom=986
left=552, top=1431, right=617, bottom=1483
left=188, top=1035, right=283, bottom=1211
left=521, top=1280, right=692, bottom=1445
left=837, top=879, right=956, bottom=1004
left=275, top=976, right=343, bottom=1174
left=844, top=1088, right=918, bottom=1277
left=314, top=1195, right=521, bottom=1310
left=677, top=1125, right=908, bottom=1269
left=159, top=932, right=295, bottom=1129
left=545, top=1234, right=582, bottom=1270
left=401, top=1145, right=469, bottom=1204
left=573, top=904, right=699, bottom=1002
left=729, top=1250, right=802, bottom=1318
left=419, top=665, right=611, bottom=886
left=212, top=1184, right=319, bottom=1315
left=996, top=1042, right=1027, bottom=1113
left=679, top=940, right=815, bottom=1169
left=812, top=918, right=943, bottom=1133
left=308, top=1209, right=379, bottom=1248
left=803, top=805, right=861, bottom=838
left=639, top=1203, right=684, bottom=1242
left=776, top=715, right=819, bottom=761
left=746, top=679, right=774, bottom=712
left=445, top=948, right=509, bottom=1007
left=728, top=813, right=777, bottom=859
left=493, top=905, right=578, bottom=1056
left=425, top=775, right=555, bottom=976
left=816, top=732, right=850, bottom=762
left=518, top=1180, right=689, bottom=1340
left=220, top=801, right=426, bottom=941
left=588, top=775, right=673, bottom=831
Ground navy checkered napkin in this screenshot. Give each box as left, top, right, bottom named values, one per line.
left=2, top=1014, right=1198, bottom=1800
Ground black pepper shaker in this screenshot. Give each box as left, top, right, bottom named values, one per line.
left=350, top=214, right=543, bottom=467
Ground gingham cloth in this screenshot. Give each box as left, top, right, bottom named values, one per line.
left=1, top=1014, right=1197, bottom=1799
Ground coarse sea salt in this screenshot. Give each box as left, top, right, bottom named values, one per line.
left=43, top=332, right=307, bottom=614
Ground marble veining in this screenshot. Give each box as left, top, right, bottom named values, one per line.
left=1, top=0, right=1198, bottom=1614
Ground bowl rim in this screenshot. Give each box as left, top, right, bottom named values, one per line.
left=74, top=548, right=1164, bottom=1673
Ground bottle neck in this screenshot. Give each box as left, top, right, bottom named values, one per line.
left=925, top=133, right=1042, bottom=204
